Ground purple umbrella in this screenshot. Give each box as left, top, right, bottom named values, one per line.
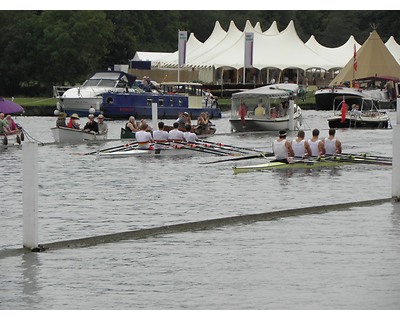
left=0, top=97, right=24, bottom=114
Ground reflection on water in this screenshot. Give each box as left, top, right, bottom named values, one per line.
left=22, top=253, right=42, bottom=306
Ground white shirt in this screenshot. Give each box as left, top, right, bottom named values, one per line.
left=324, top=138, right=337, bottom=155
left=135, top=130, right=153, bottom=149
left=183, top=131, right=197, bottom=143
left=273, top=139, right=288, bottom=161
left=308, top=139, right=320, bottom=157
left=292, top=139, right=306, bottom=158
left=168, top=129, right=184, bottom=141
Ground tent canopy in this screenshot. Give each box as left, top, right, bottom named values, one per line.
left=329, top=30, right=400, bottom=85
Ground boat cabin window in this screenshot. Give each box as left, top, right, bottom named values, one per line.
left=147, top=98, right=152, bottom=107
left=170, top=99, right=174, bottom=107
left=161, top=83, right=202, bottom=97
left=158, top=98, right=164, bottom=107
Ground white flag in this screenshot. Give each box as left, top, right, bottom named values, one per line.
left=178, top=31, right=187, bottom=66
left=244, top=32, right=254, bottom=68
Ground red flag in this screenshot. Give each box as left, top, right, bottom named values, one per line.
left=341, top=99, right=347, bottom=123
left=353, top=44, right=357, bottom=72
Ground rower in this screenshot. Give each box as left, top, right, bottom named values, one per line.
left=308, top=128, right=324, bottom=157
left=168, top=122, right=184, bottom=143
left=271, top=130, right=294, bottom=164
left=183, top=124, right=198, bottom=143
left=291, top=130, right=312, bottom=159
left=135, top=123, right=153, bottom=150
left=153, top=121, right=169, bottom=149
left=322, top=128, right=342, bottom=156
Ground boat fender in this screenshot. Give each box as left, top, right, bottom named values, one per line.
left=3, top=135, right=8, bottom=145
left=21, top=131, right=25, bottom=141
left=16, top=135, right=21, bottom=144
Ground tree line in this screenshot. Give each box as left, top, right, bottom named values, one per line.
left=0, top=10, right=398, bottom=96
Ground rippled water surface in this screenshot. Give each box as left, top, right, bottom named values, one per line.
left=1, top=110, right=400, bottom=310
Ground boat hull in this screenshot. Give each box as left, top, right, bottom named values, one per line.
left=101, top=92, right=221, bottom=120
left=230, top=111, right=302, bottom=132
left=232, top=159, right=350, bottom=174
left=315, top=88, right=364, bottom=110
left=1, top=130, right=24, bottom=147
left=97, top=147, right=199, bottom=158
left=51, top=127, right=108, bottom=143
left=327, top=115, right=391, bottom=129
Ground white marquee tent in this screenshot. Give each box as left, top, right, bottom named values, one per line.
left=305, top=35, right=361, bottom=69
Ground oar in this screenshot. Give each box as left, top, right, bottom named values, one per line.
left=84, top=141, right=137, bottom=155
left=328, top=155, right=392, bottom=166
left=197, top=139, right=265, bottom=153
left=172, top=141, right=228, bottom=156
left=202, top=151, right=275, bottom=164
left=189, top=141, right=243, bottom=156
left=340, top=152, right=392, bottom=161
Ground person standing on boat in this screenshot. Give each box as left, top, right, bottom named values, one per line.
left=135, top=123, right=153, bottom=150
left=67, top=114, right=80, bottom=129
left=83, top=114, right=99, bottom=133
left=272, top=130, right=294, bottom=164
left=291, top=130, right=312, bottom=159
left=322, top=128, right=342, bottom=156
left=308, top=128, right=324, bottom=157
left=153, top=122, right=169, bottom=149
left=97, top=114, right=108, bottom=134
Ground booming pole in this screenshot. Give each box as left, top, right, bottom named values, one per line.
left=393, top=97, right=400, bottom=200
left=152, top=102, right=158, bottom=125
left=23, top=142, right=39, bottom=249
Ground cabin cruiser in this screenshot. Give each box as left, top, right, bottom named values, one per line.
left=54, top=71, right=136, bottom=117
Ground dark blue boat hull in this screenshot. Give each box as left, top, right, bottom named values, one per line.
left=101, top=92, right=222, bottom=119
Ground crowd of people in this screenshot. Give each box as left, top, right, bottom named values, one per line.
left=272, top=128, right=342, bottom=163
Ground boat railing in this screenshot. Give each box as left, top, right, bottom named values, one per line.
left=53, top=86, right=72, bottom=98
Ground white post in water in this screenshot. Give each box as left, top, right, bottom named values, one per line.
left=288, top=99, right=294, bottom=131
left=23, top=142, right=39, bottom=249
left=393, top=97, right=400, bottom=199
left=152, top=102, right=158, bottom=125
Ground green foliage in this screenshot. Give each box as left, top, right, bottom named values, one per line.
left=0, top=10, right=399, bottom=97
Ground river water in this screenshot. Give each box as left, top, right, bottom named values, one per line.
left=1, top=110, right=400, bottom=310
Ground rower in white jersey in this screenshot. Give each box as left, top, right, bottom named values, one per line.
left=291, top=130, right=312, bottom=159
left=307, top=128, right=323, bottom=157
left=183, top=124, right=198, bottom=143
left=168, top=122, right=184, bottom=142
left=135, top=122, right=153, bottom=150
left=322, top=128, right=342, bottom=155
left=272, top=130, right=294, bottom=163
left=153, top=121, right=170, bottom=149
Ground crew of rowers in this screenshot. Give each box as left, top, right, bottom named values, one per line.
left=272, top=128, right=342, bottom=163
left=124, top=111, right=214, bottom=150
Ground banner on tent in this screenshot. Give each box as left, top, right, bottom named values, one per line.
left=244, top=32, right=254, bottom=68
left=178, top=31, right=187, bottom=66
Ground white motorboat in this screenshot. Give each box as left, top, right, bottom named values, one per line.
left=51, top=126, right=108, bottom=144
left=229, top=84, right=302, bottom=132
left=327, top=95, right=391, bottom=129
left=53, top=71, right=137, bottom=117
